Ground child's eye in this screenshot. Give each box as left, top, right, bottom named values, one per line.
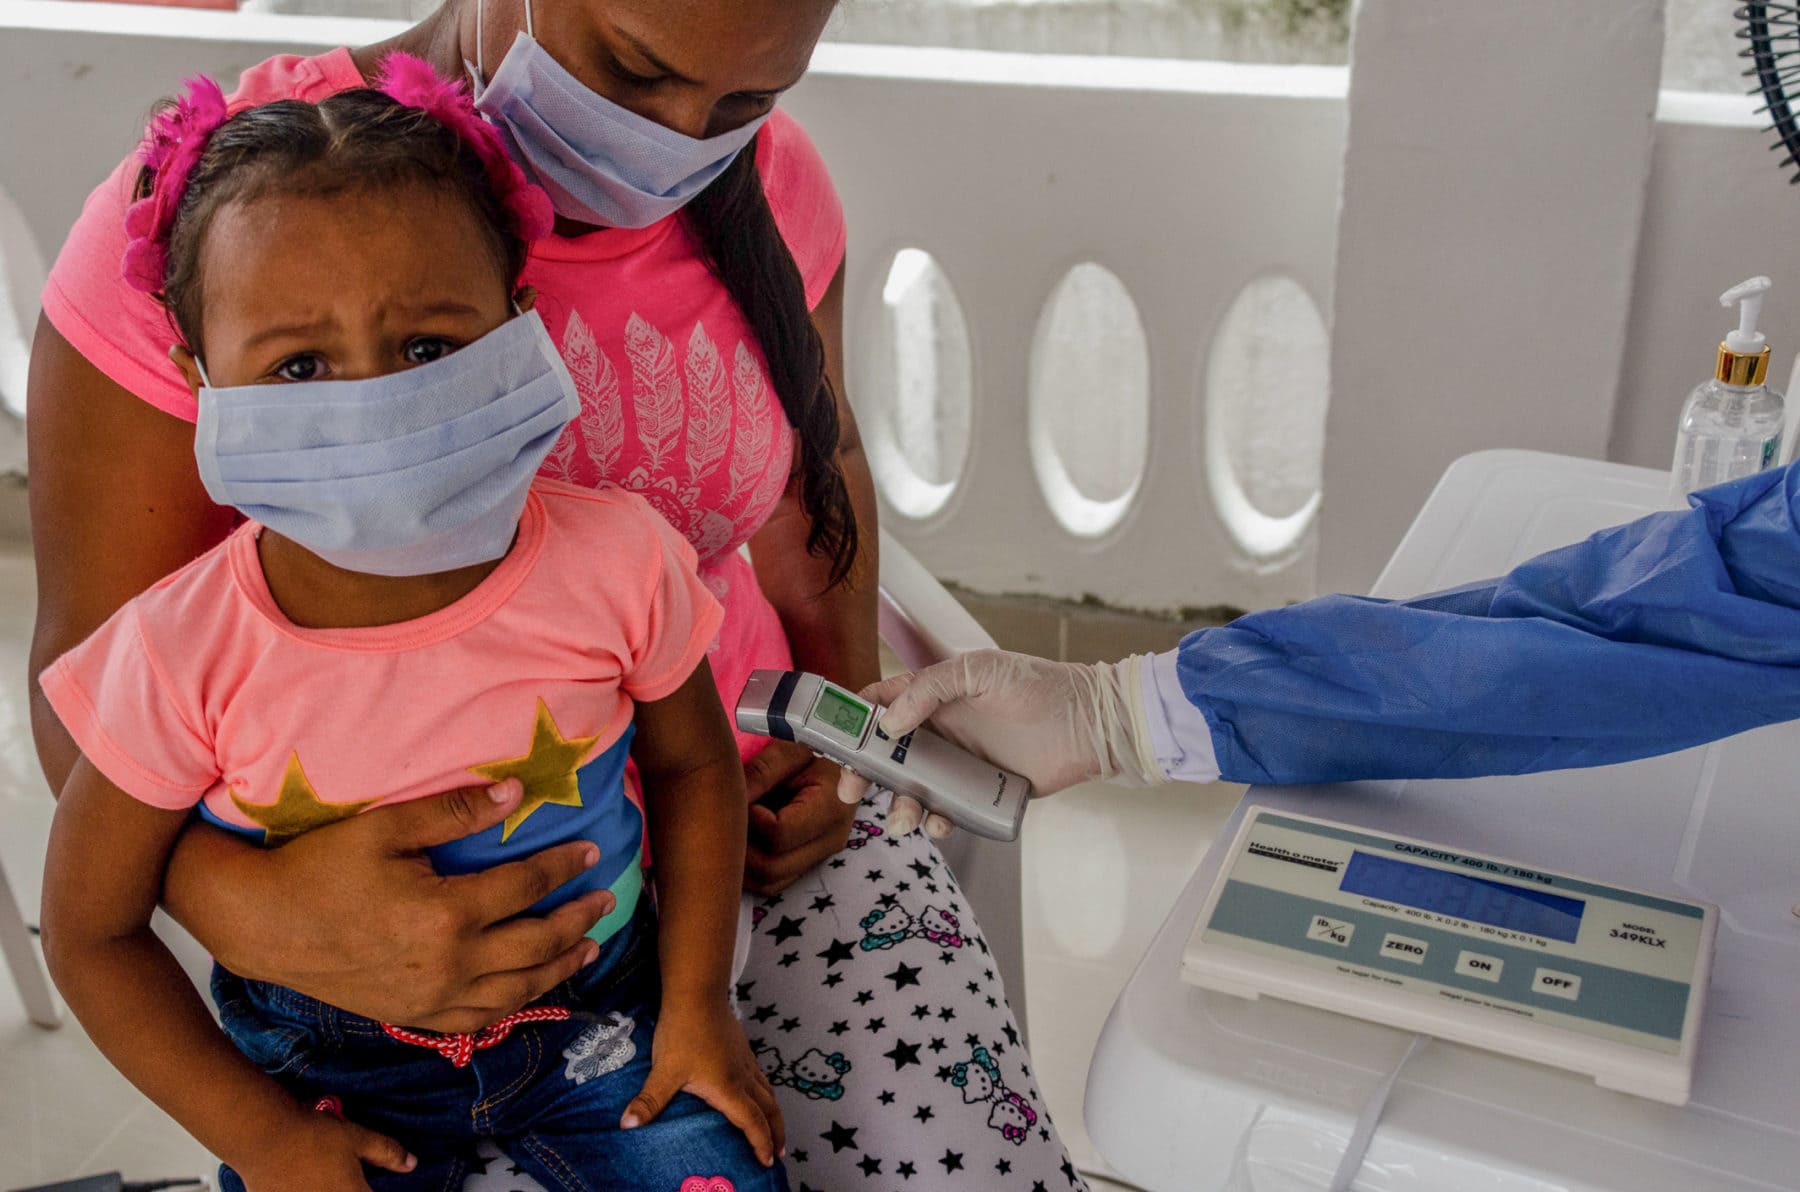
left=404, top=337, right=458, bottom=365
left=272, top=354, right=326, bottom=383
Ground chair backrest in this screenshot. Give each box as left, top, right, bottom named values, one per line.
left=875, top=528, right=1027, bottom=1040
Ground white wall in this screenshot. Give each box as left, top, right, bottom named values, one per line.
left=1319, top=0, right=1665, bottom=595
left=1612, top=92, right=1800, bottom=471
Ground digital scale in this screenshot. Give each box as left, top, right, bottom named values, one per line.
left=735, top=669, right=1032, bottom=841
left=1182, top=808, right=1716, bottom=1104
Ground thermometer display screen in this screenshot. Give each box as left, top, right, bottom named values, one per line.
left=1340, top=851, right=1585, bottom=943
left=813, top=687, right=871, bottom=740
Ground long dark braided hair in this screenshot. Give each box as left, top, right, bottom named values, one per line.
left=683, top=142, right=860, bottom=588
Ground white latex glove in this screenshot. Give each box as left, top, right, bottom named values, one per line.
left=836, top=648, right=1166, bottom=838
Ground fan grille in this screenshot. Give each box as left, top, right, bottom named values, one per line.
left=1741, top=2, right=1800, bottom=181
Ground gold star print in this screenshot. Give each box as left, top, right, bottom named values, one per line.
left=468, top=699, right=604, bottom=842
left=231, top=752, right=376, bottom=846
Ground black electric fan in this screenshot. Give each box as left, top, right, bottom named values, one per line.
left=1741, top=3, right=1800, bottom=181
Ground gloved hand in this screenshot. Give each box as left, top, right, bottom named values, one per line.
left=836, top=649, right=1166, bottom=838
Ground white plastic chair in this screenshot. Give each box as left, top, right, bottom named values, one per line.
left=1, top=855, right=59, bottom=1028
left=872, top=527, right=1028, bottom=1040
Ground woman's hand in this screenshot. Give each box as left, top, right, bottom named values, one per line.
left=743, top=740, right=856, bottom=894
left=622, top=996, right=785, bottom=1168
left=164, top=779, right=614, bottom=1034
left=235, top=1110, right=416, bottom=1192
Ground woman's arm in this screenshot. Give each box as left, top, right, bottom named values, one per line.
left=41, top=758, right=415, bottom=1189
left=27, top=315, right=607, bottom=1031
left=26, top=314, right=236, bottom=791
left=624, top=660, right=784, bottom=1165
left=743, top=260, right=882, bottom=891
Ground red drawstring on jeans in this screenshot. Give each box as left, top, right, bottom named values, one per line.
left=381, top=1006, right=573, bottom=1068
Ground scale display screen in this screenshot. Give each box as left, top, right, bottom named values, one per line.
left=813, top=687, right=871, bottom=740
left=1340, top=851, right=1586, bottom=943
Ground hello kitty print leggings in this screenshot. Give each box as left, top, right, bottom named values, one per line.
left=462, top=791, right=1089, bottom=1192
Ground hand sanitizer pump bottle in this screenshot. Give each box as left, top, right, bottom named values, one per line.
left=1670, top=276, right=1786, bottom=503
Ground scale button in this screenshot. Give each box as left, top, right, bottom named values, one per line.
left=1380, top=932, right=1429, bottom=964
left=1455, top=951, right=1504, bottom=982
left=1532, top=968, right=1582, bottom=1001
left=1305, top=916, right=1354, bottom=947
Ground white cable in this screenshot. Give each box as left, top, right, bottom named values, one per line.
left=1327, top=1033, right=1428, bottom=1192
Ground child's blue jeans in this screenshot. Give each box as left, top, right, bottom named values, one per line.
left=211, top=907, right=787, bottom=1192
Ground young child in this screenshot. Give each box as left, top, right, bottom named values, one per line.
left=38, top=58, right=787, bottom=1192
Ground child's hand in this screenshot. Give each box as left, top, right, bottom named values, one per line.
left=623, top=997, right=785, bottom=1167
left=236, top=1110, right=417, bottom=1192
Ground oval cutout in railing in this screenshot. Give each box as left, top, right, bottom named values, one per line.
left=858, top=248, right=973, bottom=520
left=1028, top=262, right=1149, bottom=539
left=1203, top=274, right=1329, bottom=561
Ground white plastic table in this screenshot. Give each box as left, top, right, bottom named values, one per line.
left=1085, top=449, right=1800, bottom=1192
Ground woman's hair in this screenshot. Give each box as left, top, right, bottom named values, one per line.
left=684, top=145, right=860, bottom=587
left=128, top=59, right=551, bottom=359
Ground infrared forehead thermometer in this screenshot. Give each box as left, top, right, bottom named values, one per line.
left=735, top=669, right=1031, bottom=841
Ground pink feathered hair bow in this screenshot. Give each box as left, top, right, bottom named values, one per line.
left=372, top=52, right=555, bottom=244
left=120, top=54, right=553, bottom=295
left=121, top=74, right=230, bottom=294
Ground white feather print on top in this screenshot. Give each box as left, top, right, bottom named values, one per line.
left=562, top=310, right=624, bottom=482
left=624, top=313, right=682, bottom=472
left=684, top=323, right=732, bottom=486
left=723, top=340, right=774, bottom=512
left=744, top=419, right=794, bottom=524
left=542, top=417, right=579, bottom=484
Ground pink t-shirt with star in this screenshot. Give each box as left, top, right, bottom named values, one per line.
left=39, top=481, right=721, bottom=940
left=42, top=48, right=848, bottom=760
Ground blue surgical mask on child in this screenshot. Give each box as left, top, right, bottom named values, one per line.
left=192, top=309, right=579, bottom=577
left=465, top=0, right=770, bottom=230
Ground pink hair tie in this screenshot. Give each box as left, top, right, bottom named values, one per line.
left=121, top=74, right=231, bottom=294
left=374, top=52, right=555, bottom=243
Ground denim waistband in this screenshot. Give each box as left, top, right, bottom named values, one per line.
left=214, top=900, right=658, bottom=1046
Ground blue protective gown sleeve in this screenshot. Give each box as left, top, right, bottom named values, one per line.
left=1168, top=461, right=1800, bottom=786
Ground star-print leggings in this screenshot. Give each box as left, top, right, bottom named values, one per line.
left=462, top=791, right=1089, bottom=1192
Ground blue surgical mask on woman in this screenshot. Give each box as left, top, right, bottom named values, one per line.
left=466, top=0, right=771, bottom=230
left=193, top=309, right=579, bottom=577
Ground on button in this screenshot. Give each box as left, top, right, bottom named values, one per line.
left=1455, top=951, right=1503, bottom=983
left=1533, top=968, right=1582, bottom=1001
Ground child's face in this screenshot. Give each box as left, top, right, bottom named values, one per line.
left=174, top=182, right=523, bottom=392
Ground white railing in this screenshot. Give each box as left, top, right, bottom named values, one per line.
left=5, top=0, right=1798, bottom=615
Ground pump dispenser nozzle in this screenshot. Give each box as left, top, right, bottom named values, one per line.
left=1717, top=276, right=1773, bottom=385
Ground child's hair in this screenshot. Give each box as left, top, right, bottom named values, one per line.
left=123, top=55, right=553, bottom=357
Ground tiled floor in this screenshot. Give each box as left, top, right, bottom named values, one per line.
left=0, top=535, right=1236, bottom=1192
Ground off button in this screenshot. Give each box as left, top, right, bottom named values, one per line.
left=1533, top=968, right=1582, bottom=1001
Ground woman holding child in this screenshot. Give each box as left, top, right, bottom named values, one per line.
left=26, top=0, right=1086, bottom=1188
